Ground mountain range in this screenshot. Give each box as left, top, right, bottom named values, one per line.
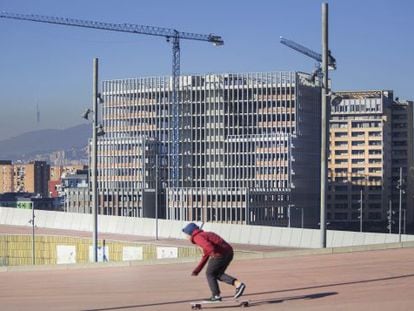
left=0, top=124, right=91, bottom=161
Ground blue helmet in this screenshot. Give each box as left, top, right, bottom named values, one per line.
left=182, top=223, right=199, bottom=235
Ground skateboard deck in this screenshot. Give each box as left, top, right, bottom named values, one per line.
left=190, top=299, right=249, bottom=309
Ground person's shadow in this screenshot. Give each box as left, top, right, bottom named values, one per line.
left=83, top=273, right=414, bottom=310
left=243, top=292, right=338, bottom=307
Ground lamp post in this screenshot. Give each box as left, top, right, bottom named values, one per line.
left=29, top=201, right=35, bottom=265
left=320, top=2, right=329, bottom=248
left=388, top=200, right=393, bottom=234
left=82, top=58, right=105, bottom=262
left=403, top=209, right=406, bottom=235
left=359, top=188, right=363, bottom=232
left=288, top=205, right=291, bottom=228
left=398, top=167, right=403, bottom=243
left=279, top=2, right=335, bottom=246
left=155, top=154, right=159, bottom=240
left=92, top=58, right=99, bottom=262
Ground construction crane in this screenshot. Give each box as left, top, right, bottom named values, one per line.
left=0, top=11, right=224, bottom=188
left=280, top=36, right=336, bottom=70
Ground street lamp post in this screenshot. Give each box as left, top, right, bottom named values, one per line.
left=279, top=2, right=334, bottom=246
left=399, top=167, right=403, bottom=243
left=359, top=188, right=363, bottom=232
left=92, top=58, right=99, bottom=262
left=31, top=202, right=35, bottom=265
left=320, top=2, right=329, bottom=248
left=300, top=207, right=304, bottom=228
left=155, top=154, right=159, bottom=240
left=288, top=205, right=291, bottom=228
left=82, top=58, right=104, bottom=262
left=388, top=200, right=393, bottom=234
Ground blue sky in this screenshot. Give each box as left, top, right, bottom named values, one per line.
left=0, top=0, right=413, bottom=140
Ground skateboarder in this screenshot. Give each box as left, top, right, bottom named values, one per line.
left=182, top=223, right=246, bottom=302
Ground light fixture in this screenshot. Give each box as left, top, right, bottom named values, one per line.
left=82, top=108, right=92, bottom=120
left=97, top=93, right=104, bottom=104
left=330, top=94, right=343, bottom=106
left=96, top=124, right=105, bottom=137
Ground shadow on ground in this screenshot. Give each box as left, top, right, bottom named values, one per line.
left=190, top=292, right=338, bottom=309
left=83, top=273, right=414, bottom=310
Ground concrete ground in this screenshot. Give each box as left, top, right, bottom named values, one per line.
left=0, top=242, right=413, bottom=310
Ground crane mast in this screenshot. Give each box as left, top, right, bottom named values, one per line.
left=0, top=11, right=224, bottom=188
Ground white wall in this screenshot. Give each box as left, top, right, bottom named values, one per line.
left=1, top=207, right=413, bottom=248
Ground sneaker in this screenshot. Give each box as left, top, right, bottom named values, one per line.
left=234, top=283, right=246, bottom=299
left=206, top=295, right=222, bottom=302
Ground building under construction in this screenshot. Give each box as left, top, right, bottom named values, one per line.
left=97, top=71, right=321, bottom=227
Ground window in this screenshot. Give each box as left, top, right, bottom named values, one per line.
left=335, top=159, right=348, bottom=164
left=335, top=186, right=348, bottom=191
left=369, top=212, right=381, bottom=219
left=352, top=141, right=364, bottom=146
left=335, top=132, right=348, bottom=137
left=352, top=131, right=364, bottom=137
left=334, top=212, right=348, bottom=220
left=335, top=150, right=348, bottom=155
left=335, top=194, right=348, bottom=200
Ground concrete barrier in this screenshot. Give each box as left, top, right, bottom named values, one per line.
left=1, top=207, right=414, bottom=249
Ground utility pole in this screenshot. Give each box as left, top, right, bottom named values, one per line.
left=301, top=208, right=304, bottom=229
left=320, top=2, right=329, bottom=248
left=92, top=58, right=99, bottom=262
left=388, top=200, right=392, bottom=234
left=403, top=209, right=406, bottom=234
left=288, top=205, right=291, bottom=228
left=31, top=202, right=35, bottom=265
left=359, top=188, right=363, bottom=232
left=155, top=154, right=159, bottom=240
left=399, top=167, right=402, bottom=243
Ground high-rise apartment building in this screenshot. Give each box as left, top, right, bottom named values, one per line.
left=391, top=100, right=414, bottom=230
left=328, top=90, right=414, bottom=231
left=97, top=71, right=322, bottom=227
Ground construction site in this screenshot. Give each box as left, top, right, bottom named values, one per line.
left=1, top=3, right=414, bottom=310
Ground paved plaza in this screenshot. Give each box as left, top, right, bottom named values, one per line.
left=0, top=233, right=413, bottom=310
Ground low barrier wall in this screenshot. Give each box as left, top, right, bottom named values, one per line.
left=1, top=207, right=414, bottom=249
left=0, top=234, right=201, bottom=266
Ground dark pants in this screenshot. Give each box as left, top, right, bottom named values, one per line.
left=206, top=251, right=236, bottom=296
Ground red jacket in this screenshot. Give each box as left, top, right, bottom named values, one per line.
left=191, top=229, right=233, bottom=274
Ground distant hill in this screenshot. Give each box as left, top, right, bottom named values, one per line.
left=0, top=124, right=91, bottom=161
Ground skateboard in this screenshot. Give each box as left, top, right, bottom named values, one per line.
left=190, top=299, right=249, bottom=309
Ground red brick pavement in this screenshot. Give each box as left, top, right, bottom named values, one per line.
left=1, top=245, right=414, bottom=310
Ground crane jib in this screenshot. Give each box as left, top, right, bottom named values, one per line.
left=0, top=11, right=223, bottom=44
left=1, top=10, right=223, bottom=188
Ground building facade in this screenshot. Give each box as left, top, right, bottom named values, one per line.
left=13, top=161, right=50, bottom=198
left=50, top=165, right=88, bottom=181
left=328, top=90, right=414, bottom=231
left=1, top=161, right=50, bottom=198
left=96, top=71, right=321, bottom=227
left=391, top=100, right=414, bottom=230
left=0, top=160, right=14, bottom=193
left=63, top=173, right=90, bottom=214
